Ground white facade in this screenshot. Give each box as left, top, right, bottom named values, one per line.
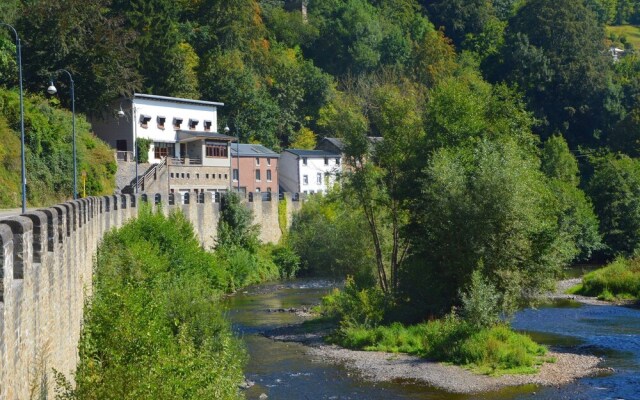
left=279, top=150, right=341, bottom=194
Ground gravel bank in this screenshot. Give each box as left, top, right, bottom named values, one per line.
left=264, top=324, right=609, bottom=394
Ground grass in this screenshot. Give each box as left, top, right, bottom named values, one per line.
left=329, top=317, right=549, bottom=376
left=607, top=25, right=640, bottom=49
left=568, top=257, right=640, bottom=301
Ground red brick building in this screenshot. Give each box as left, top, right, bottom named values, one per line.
left=231, top=144, right=280, bottom=194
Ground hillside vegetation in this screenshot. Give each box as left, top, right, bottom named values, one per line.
left=0, top=89, right=116, bottom=208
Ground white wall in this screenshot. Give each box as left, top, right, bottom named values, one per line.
left=299, top=156, right=340, bottom=194
left=132, top=97, right=218, bottom=163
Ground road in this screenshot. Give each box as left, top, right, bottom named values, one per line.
left=0, top=208, right=27, bottom=220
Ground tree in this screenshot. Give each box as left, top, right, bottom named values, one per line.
left=425, top=0, right=496, bottom=48
left=216, top=192, right=260, bottom=253
left=319, top=77, right=425, bottom=295
left=496, top=0, right=609, bottom=145
left=541, top=135, right=603, bottom=261
left=587, top=153, right=640, bottom=257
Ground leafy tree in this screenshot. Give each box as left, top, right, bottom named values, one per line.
left=609, top=108, right=640, bottom=157
left=496, top=0, right=609, bottom=145
left=319, top=77, right=425, bottom=295
left=405, top=138, right=568, bottom=317
left=541, top=136, right=603, bottom=261
left=425, top=0, right=496, bottom=48
left=17, top=0, right=141, bottom=113
left=216, top=192, right=260, bottom=253
left=587, top=153, right=640, bottom=257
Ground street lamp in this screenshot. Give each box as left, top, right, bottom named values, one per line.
left=47, top=70, right=77, bottom=199
left=1, top=22, right=26, bottom=213
left=226, top=125, right=240, bottom=193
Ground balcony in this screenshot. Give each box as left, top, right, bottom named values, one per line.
left=170, top=157, right=202, bottom=166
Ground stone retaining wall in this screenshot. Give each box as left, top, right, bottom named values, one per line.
left=0, top=193, right=301, bottom=399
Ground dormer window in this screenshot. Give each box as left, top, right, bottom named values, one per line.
left=157, top=115, right=166, bottom=129
left=188, top=118, right=199, bottom=130
left=203, top=120, right=212, bottom=131
left=139, top=114, right=151, bottom=128
left=173, top=117, right=183, bottom=129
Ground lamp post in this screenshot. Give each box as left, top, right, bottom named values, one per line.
left=47, top=70, right=77, bottom=199
left=226, top=125, right=240, bottom=193
left=133, top=105, right=138, bottom=193
left=1, top=22, right=26, bottom=213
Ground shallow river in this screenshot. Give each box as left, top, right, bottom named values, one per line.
left=224, top=279, right=640, bottom=400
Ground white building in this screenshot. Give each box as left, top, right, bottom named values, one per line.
left=279, top=149, right=341, bottom=194
left=92, top=93, right=236, bottom=194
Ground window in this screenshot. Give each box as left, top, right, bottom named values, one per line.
left=266, top=169, right=272, bottom=182
left=139, top=114, right=151, bottom=128
left=255, top=169, right=261, bottom=182
left=256, top=157, right=260, bottom=166
left=206, top=174, right=209, bottom=179
left=267, top=187, right=272, bottom=192
left=157, top=116, right=166, bottom=129
left=206, top=141, right=228, bottom=158
left=170, top=173, right=174, bottom=178
left=233, top=169, right=238, bottom=181
left=336, top=158, right=340, bottom=165
left=196, top=173, right=200, bottom=179
left=153, top=142, right=174, bottom=159
left=188, top=118, right=199, bottom=129
left=324, top=157, right=328, bottom=165
left=218, top=174, right=222, bottom=179
left=203, top=120, right=212, bottom=131
left=302, top=157, right=307, bottom=165
left=256, top=187, right=261, bottom=193
left=317, top=173, right=322, bottom=184
left=173, top=117, right=183, bottom=129
left=303, top=175, right=308, bottom=185
left=224, top=174, right=228, bottom=179
left=187, top=173, right=190, bottom=179
left=267, top=158, right=271, bottom=166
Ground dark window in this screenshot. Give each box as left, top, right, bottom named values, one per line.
left=302, top=157, right=307, bottom=165
left=116, top=140, right=127, bottom=151
left=267, top=169, right=272, bottom=182
left=206, top=142, right=228, bottom=158
left=188, top=118, right=199, bottom=129
left=256, top=169, right=261, bottom=181
left=157, top=116, right=166, bottom=129
left=203, top=120, right=212, bottom=131
left=267, top=158, right=271, bottom=166
left=139, top=114, right=151, bottom=128
left=317, top=173, right=322, bottom=184
left=173, top=117, right=183, bottom=129
left=336, top=158, right=340, bottom=165
left=324, top=157, right=328, bottom=165
left=153, top=142, right=174, bottom=159
left=233, top=169, right=239, bottom=181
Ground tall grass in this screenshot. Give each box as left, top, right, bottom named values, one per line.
left=575, top=257, right=640, bottom=300
left=332, top=317, right=548, bottom=375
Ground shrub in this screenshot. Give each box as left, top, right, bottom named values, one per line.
left=579, top=257, right=640, bottom=300
left=460, top=270, right=500, bottom=329
left=271, top=245, right=301, bottom=278
left=320, top=277, right=389, bottom=328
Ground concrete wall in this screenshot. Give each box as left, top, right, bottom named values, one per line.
left=0, top=193, right=302, bottom=399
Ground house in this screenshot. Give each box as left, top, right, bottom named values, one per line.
left=230, top=144, right=280, bottom=195
left=316, top=136, right=382, bottom=169
left=279, top=149, right=341, bottom=194
left=610, top=47, right=626, bottom=62
left=91, top=93, right=236, bottom=196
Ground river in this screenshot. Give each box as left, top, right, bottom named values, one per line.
left=224, top=279, right=640, bottom=399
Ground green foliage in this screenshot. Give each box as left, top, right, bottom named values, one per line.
left=330, top=314, right=548, bottom=375
left=0, top=88, right=115, bottom=207
left=460, top=270, right=501, bottom=329
left=271, top=245, right=301, bottom=279
left=541, top=135, right=603, bottom=261
left=64, top=208, right=245, bottom=399
left=578, top=257, right=640, bottom=300
left=320, top=277, right=389, bottom=329
left=288, top=189, right=376, bottom=285
left=136, top=138, right=152, bottom=163
left=496, top=0, right=609, bottom=145
left=216, top=192, right=260, bottom=253
left=587, top=152, right=640, bottom=257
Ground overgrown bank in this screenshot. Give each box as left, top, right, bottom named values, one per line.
left=56, top=200, right=298, bottom=399
left=569, top=257, right=640, bottom=301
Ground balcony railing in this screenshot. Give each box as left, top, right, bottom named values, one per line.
left=169, top=157, right=202, bottom=166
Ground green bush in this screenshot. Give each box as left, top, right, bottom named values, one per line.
left=578, top=257, right=640, bottom=300
left=271, top=245, right=301, bottom=279
left=460, top=270, right=501, bottom=329
left=320, top=277, right=389, bottom=329
left=61, top=207, right=246, bottom=399
left=330, top=313, right=548, bottom=375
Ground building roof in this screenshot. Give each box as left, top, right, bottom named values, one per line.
left=133, top=93, right=224, bottom=107
left=230, top=144, right=280, bottom=158
left=320, top=137, right=345, bottom=150
left=285, top=149, right=341, bottom=157
left=176, top=130, right=236, bottom=143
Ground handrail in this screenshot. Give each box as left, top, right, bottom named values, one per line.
left=136, top=157, right=167, bottom=192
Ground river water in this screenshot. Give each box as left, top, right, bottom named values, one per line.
left=225, top=279, right=640, bottom=400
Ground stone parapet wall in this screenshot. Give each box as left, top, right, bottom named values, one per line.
left=0, top=193, right=302, bottom=399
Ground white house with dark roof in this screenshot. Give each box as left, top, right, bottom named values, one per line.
left=279, top=149, right=342, bottom=194
left=91, top=93, right=236, bottom=195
